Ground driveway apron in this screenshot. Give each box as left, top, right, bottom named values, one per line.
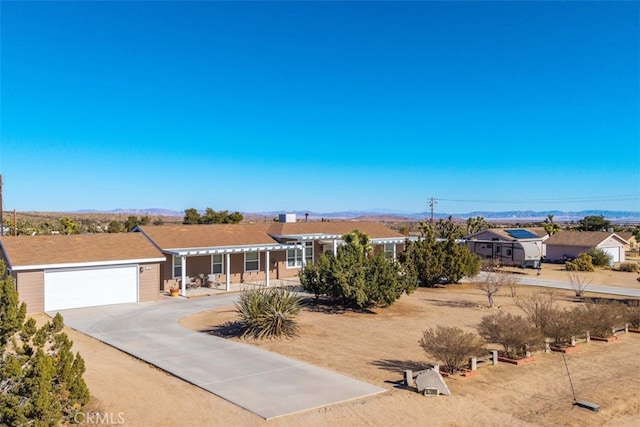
left=51, top=295, right=386, bottom=420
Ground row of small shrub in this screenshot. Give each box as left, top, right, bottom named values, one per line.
left=419, top=294, right=640, bottom=373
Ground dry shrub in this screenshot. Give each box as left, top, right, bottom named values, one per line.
left=419, top=326, right=486, bottom=374
left=481, top=259, right=502, bottom=272
left=542, top=307, right=583, bottom=346
left=626, top=300, right=640, bottom=329
left=477, top=312, right=542, bottom=359
left=567, top=272, right=592, bottom=297
left=573, top=302, right=627, bottom=338
left=515, top=291, right=556, bottom=330
left=617, top=262, right=640, bottom=273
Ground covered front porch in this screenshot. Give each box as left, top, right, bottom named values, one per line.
left=167, top=243, right=303, bottom=296
left=164, top=277, right=303, bottom=299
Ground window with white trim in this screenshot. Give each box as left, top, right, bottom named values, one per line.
left=287, top=241, right=314, bottom=268
left=172, top=255, right=182, bottom=278
left=384, top=243, right=395, bottom=260
left=287, top=246, right=302, bottom=268
left=305, top=241, right=314, bottom=264
left=211, top=254, right=224, bottom=274
left=245, top=252, right=259, bottom=272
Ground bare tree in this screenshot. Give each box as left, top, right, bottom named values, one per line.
left=567, top=271, right=591, bottom=297
left=475, top=272, right=517, bottom=307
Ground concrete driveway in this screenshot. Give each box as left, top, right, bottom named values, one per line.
left=51, top=295, right=385, bottom=420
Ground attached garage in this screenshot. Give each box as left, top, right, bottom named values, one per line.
left=0, top=233, right=165, bottom=314
left=44, top=264, right=139, bottom=311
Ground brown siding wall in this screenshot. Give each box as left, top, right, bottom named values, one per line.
left=17, top=270, right=44, bottom=314
left=160, top=254, right=174, bottom=291
left=186, top=255, right=211, bottom=278
left=138, top=263, right=160, bottom=302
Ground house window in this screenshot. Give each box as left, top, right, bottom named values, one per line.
left=211, top=254, right=224, bottom=274
left=172, top=255, right=182, bottom=278
left=506, top=248, right=512, bottom=257
left=245, top=252, right=259, bottom=272
left=384, top=243, right=395, bottom=260
left=287, top=246, right=302, bottom=268
left=287, top=241, right=314, bottom=268
left=305, top=241, right=313, bottom=264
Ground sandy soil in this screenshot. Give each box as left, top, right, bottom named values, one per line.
left=61, top=264, right=640, bottom=427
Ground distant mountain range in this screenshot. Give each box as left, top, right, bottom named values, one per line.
left=74, top=208, right=640, bottom=222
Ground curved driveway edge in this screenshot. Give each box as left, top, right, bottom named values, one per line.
left=50, top=295, right=386, bottom=420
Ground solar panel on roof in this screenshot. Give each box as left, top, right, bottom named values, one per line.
left=505, top=229, right=539, bottom=239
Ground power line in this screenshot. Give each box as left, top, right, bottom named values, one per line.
left=438, top=194, right=640, bottom=205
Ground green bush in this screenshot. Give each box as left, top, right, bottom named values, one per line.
left=235, top=287, right=303, bottom=339
left=586, top=248, right=613, bottom=267
left=300, top=230, right=416, bottom=308
left=1, top=272, right=90, bottom=425
left=565, top=253, right=595, bottom=272
left=617, top=262, right=640, bottom=273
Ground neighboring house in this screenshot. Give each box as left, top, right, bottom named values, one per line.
left=135, top=216, right=407, bottom=294
left=617, top=232, right=638, bottom=253
left=0, top=233, right=166, bottom=314
left=464, top=228, right=548, bottom=268
left=544, top=231, right=628, bottom=265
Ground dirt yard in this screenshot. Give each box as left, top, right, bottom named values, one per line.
left=63, top=264, right=640, bottom=426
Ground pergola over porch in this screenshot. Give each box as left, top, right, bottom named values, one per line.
left=275, top=232, right=408, bottom=259
left=166, top=242, right=302, bottom=296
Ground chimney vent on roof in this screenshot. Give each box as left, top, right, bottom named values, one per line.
left=279, top=213, right=297, bottom=223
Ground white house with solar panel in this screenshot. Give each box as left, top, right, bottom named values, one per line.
left=464, top=228, right=548, bottom=268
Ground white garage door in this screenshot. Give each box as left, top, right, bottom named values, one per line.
left=45, top=265, right=138, bottom=311
left=601, top=246, right=620, bottom=264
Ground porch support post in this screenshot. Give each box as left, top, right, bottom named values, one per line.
left=180, top=255, right=187, bottom=296
left=225, top=253, right=230, bottom=291
left=265, top=250, right=270, bottom=287
left=333, top=239, right=338, bottom=256
left=301, top=241, right=306, bottom=267
left=393, top=243, right=397, bottom=261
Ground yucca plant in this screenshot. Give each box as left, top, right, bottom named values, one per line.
left=235, top=287, right=303, bottom=339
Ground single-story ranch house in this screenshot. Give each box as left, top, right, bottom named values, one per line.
left=135, top=217, right=407, bottom=295
left=544, top=231, right=627, bottom=264
left=1, top=217, right=407, bottom=313
left=0, top=233, right=165, bottom=313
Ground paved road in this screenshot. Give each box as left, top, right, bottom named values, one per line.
left=51, top=295, right=385, bottom=420
left=476, top=272, right=640, bottom=298
left=518, top=276, right=640, bottom=297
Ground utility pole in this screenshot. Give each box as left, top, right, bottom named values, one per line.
left=429, top=197, right=437, bottom=224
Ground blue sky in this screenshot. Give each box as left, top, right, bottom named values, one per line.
left=1, top=1, right=638, bottom=215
